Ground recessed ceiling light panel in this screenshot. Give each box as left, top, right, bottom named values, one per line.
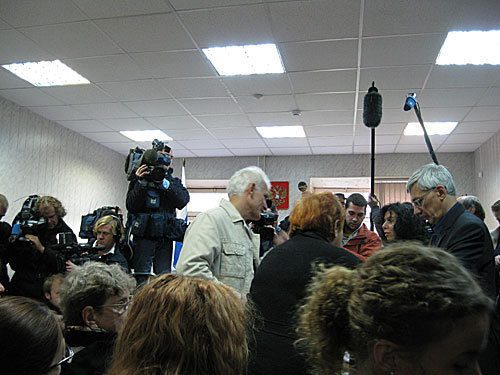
left=120, top=130, right=172, bottom=142
left=202, top=43, right=285, bottom=76
left=256, top=126, right=305, bottom=138
left=1, top=60, right=90, bottom=86
left=404, top=122, right=458, bottom=136
left=436, top=30, right=500, bottom=65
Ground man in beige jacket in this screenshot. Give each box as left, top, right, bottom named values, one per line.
left=176, top=166, right=271, bottom=296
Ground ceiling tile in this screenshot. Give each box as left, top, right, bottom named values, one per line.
left=365, top=90, right=419, bottom=110
left=146, top=116, right=201, bottom=130
left=57, top=119, right=112, bottom=133
left=124, top=99, right=188, bottom=117
left=173, top=149, right=197, bottom=158
left=271, top=147, right=311, bottom=155
left=167, top=129, right=213, bottom=141
left=222, top=74, right=292, bottom=96
left=0, top=0, right=86, bottom=27
left=100, top=141, right=139, bottom=153
left=73, top=102, right=138, bottom=119
left=230, top=147, right=272, bottom=156
left=463, top=106, right=500, bottom=122
left=478, top=87, right=500, bottom=106
left=82, top=131, right=131, bottom=143
left=269, top=0, right=360, bottom=42
left=281, top=40, right=358, bottom=71
left=0, top=88, right=64, bottom=106
left=95, top=14, right=195, bottom=52
left=170, top=0, right=269, bottom=10
left=395, top=144, right=432, bottom=153
left=192, top=149, right=234, bottom=157
left=211, top=128, right=260, bottom=140
left=98, top=80, right=171, bottom=101
left=0, top=29, right=54, bottom=64
left=131, top=51, right=215, bottom=78
left=73, top=0, right=171, bottom=18
left=362, top=34, right=446, bottom=67
left=354, top=145, right=396, bottom=154
left=289, top=70, right=357, bottom=94
left=359, top=66, right=431, bottom=91
left=437, top=143, right=482, bottom=153
left=312, top=146, right=353, bottom=155
left=64, top=55, right=151, bottom=83
left=248, top=112, right=302, bottom=126
left=426, top=66, right=500, bottom=89
left=296, top=93, right=355, bottom=111
left=178, top=4, right=273, bottom=48
left=41, top=85, right=114, bottom=104
left=20, top=21, right=122, bottom=59
left=28, top=105, right=87, bottom=121
left=196, top=114, right=252, bottom=128
left=419, top=88, right=485, bottom=108
left=221, top=137, right=265, bottom=148
left=158, top=77, right=229, bottom=98
left=99, top=117, right=156, bottom=131
left=264, top=138, right=309, bottom=148
left=375, top=123, right=406, bottom=135
left=445, top=132, right=495, bottom=144
left=179, top=139, right=224, bottom=149
left=236, top=95, right=296, bottom=113
left=454, top=122, right=500, bottom=134
left=305, top=125, right=354, bottom=137
left=355, top=108, right=412, bottom=125
left=363, top=0, right=455, bottom=36
left=354, top=134, right=400, bottom=145
left=300, top=110, right=354, bottom=125
left=179, top=98, right=242, bottom=115
left=309, top=136, right=353, bottom=147
left=0, top=68, right=32, bottom=89
left=398, top=135, right=448, bottom=145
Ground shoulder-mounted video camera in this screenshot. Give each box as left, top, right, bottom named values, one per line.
left=124, top=139, right=172, bottom=183
left=10, top=195, right=46, bottom=243
left=55, top=232, right=105, bottom=265
left=79, top=206, right=122, bottom=240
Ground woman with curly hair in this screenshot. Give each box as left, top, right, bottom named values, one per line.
left=297, top=243, right=493, bottom=375
left=107, top=274, right=249, bottom=375
left=378, top=202, right=430, bottom=244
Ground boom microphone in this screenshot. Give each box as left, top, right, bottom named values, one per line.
left=404, top=93, right=417, bottom=111
left=363, top=82, right=382, bottom=128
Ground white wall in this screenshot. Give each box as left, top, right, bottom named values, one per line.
left=0, top=97, right=128, bottom=235
left=474, top=130, right=500, bottom=229
left=177, top=152, right=475, bottom=218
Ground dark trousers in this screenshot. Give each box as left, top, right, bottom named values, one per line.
left=129, top=237, right=172, bottom=284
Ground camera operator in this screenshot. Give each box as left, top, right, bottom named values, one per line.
left=126, top=142, right=189, bottom=283
left=252, top=201, right=289, bottom=258
left=0, top=194, right=11, bottom=293
left=6, top=195, right=76, bottom=300
left=92, top=215, right=129, bottom=271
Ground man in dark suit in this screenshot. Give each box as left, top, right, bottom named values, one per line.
left=407, top=163, right=498, bottom=374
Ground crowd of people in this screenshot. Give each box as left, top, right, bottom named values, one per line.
left=0, top=156, right=499, bottom=374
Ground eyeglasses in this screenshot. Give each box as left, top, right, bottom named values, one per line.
left=412, top=188, right=435, bottom=208
left=49, top=344, right=74, bottom=369
left=96, top=297, right=133, bottom=315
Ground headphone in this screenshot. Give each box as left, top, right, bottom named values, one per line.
left=94, top=215, right=124, bottom=244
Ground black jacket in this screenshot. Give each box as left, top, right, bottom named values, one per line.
left=6, top=218, right=75, bottom=299
left=431, top=203, right=496, bottom=298
left=248, top=230, right=362, bottom=375
left=0, top=221, right=11, bottom=288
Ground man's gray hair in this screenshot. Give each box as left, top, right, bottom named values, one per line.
left=227, top=166, right=271, bottom=198
left=0, top=194, right=8, bottom=212
left=458, top=195, right=485, bottom=221
left=59, top=262, right=136, bottom=326
left=406, top=163, right=456, bottom=196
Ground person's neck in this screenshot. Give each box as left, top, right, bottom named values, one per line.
left=229, top=195, right=248, bottom=220
left=343, top=223, right=360, bottom=236
left=98, top=245, right=113, bottom=256
left=440, top=196, right=458, bottom=219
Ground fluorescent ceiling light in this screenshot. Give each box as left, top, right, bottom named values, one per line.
left=1, top=60, right=90, bottom=86
left=436, top=30, right=500, bottom=65
left=202, top=43, right=285, bottom=76
left=120, top=130, right=172, bottom=142
left=256, top=126, right=305, bottom=138
left=404, top=122, right=458, bottom=136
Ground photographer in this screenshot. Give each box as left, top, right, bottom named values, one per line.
left=252, top=202, right=289, bottom=258
left=6, top=196, right=76, bottom=300
left=126, top=142, right=189, bottom=282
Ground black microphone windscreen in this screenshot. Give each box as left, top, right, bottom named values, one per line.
left=363, top=83, right=382, bottom=128
left=142, top=149, right=158, bottom=165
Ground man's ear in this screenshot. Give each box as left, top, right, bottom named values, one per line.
left=435, top=184, right=447, bottom=200
left=373, top=339, right=399, bottom=373
left=82, top=306, right=99, bottom=329
left=245, top=182, right=256, bottom=196
left=44, top=292, right=51, bottom=301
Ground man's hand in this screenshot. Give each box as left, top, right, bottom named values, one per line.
left=273, top=227, right=289, bottom=246
left=495, top=255, right=500, bottom=268
left=135, top=164, right=150, bottom=180
left=66, top=260, right=78, bottom=273
left=368, top=193, right=380, bottom=208
left=25, top=234, right=45, bottom=253
left=0, top=282, right=5, bottom=293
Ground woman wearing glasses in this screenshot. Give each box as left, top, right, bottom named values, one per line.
left=0, top=296, right=72, bottom=375
left=59, top=262, right=136, bottom=375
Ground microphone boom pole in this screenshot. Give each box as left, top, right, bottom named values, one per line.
left=414, top=102, right=439, bottom=165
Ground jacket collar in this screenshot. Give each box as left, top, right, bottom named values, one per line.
left=219, top=198, right=245, bottom=224
left=434, top=202, right=464, bottom=246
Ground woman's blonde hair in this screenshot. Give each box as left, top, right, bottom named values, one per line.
left=108, top=274, right=249, bottom=375
left=296, top=243, right=493, bottom=374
